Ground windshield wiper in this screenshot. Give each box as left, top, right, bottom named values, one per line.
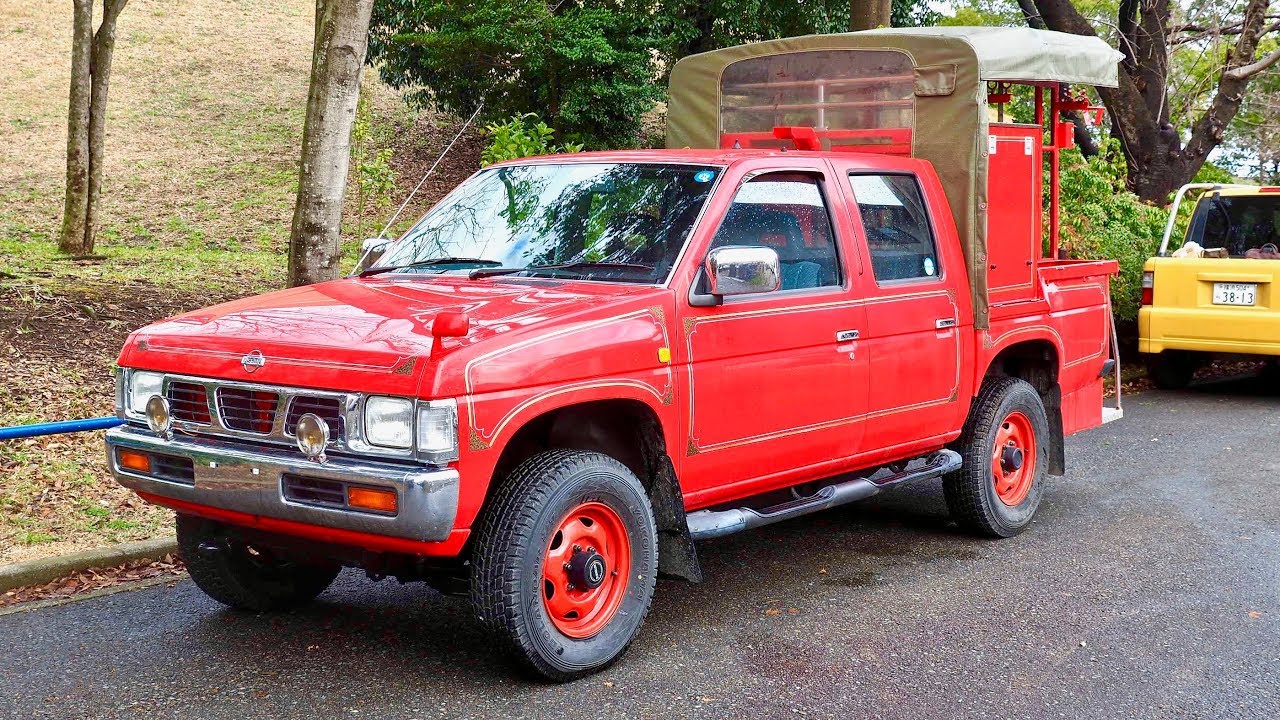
left=531, top=261, right=655, bottom=273
left=360, top=258, right=502, bottom=277
left=468, top=261, right=656, bottom=280
left=468, top=267, right=526, bottom=279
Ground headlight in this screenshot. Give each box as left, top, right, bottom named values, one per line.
left=417, top=399, right=458, bottom=463
left=364, top=396, right=414, bottom=449
left=126, top=371, right=164, bottom=417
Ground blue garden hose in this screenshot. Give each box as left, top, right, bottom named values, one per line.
left=0, top=416, right=123, bottom=440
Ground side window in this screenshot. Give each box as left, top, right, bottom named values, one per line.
left=848, top=174, right=940, bottom=283
left=709, top=173, right=841, bottom=290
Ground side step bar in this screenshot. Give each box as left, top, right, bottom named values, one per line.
left=685, top=449, right=962, bottom=541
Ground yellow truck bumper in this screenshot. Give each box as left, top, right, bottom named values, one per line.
left=1140, top=257, right=1280, bottom=357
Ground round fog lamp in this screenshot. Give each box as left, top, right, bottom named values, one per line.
left=295, top=413, right=330, bottom=461
left=145, top=395, right=172, bottom=434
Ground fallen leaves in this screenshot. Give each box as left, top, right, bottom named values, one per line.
left=763, top=607, right=800, bottom=616
left=0, top=280, right=224, bottom=563
left=0, top=554, right=185, bottom=608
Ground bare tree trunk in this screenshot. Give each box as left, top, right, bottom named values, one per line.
left=84, top=0, right=128, bottom=256
left=288, top=0, right=375, bottom=287
left=850, top=0, right=892, bottom=31
left=59, top=0, right=128, bottom=257
left=59, top=0, right=93, bottom=255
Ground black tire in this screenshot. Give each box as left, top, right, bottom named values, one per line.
left=1145, top=352, right=1196, bottom=390
left=469, top=450, right=658, bottom=682
left=944, top=376, right=1049, bottom=538
left=176, top=515, right=340, bottom=611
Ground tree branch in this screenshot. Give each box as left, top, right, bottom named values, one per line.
left=1225, top=47, right=1280, bottom=81
left=1184, top=0, right=1274, bottom=170
left=1031, top=0, right=1155, bottom=166
left=1015, top=0, right=1046, bottom=30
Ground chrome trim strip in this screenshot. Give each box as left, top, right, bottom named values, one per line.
left=106, top=425, right=459, bottom=542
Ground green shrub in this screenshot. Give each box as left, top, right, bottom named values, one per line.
left=1055, top=141, right=1168, bottom=322
left=481, top=114, right=585, bottom=166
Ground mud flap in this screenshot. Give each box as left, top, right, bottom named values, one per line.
left=1045, top=383, right=1066, bottom=476
left=648, top=457, right=703, bottom=583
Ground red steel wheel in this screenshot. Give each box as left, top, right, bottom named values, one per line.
left=541, top=501, right=632, bottom=639
left=991, top=410, right=1037, bottom=506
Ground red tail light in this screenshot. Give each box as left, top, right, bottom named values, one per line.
left=1141, top=271, right=1154, bottom=306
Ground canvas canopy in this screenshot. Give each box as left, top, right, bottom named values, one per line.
left=666, top=27, right=1123, bottom=328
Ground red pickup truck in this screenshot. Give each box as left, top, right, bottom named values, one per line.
left=106, top=28, right=1123, bottom=680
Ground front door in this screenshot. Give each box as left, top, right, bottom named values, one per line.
left=679, top=170, right=868, bottom=505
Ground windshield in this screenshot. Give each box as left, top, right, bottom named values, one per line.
left=1187, top=194, right=1280, bottom=257
left=369, top=162, right=721, bottom=283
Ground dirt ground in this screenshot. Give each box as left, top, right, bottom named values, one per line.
left=0, top=278, right=235, bottom=563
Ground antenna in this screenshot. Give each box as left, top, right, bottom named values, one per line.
left=351, top=102, right=485, bottom=273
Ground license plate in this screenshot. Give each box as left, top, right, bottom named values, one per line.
left=1212, top=282, right=1257, bottom=306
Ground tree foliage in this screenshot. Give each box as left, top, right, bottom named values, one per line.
left=369, top=0, right=938, bottom=149
left=481, top=114, right=584, bottom=165
left=1055, top=140, right=1168, bottom=320
left=369, top=0, right=662, bottom=150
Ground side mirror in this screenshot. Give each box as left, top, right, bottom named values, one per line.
left=705, top=246, right=781, bottom=297
left=361, top=237, right=389, bottom=266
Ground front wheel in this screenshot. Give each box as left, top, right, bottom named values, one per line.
left=469, top=450, right=658, bottom=682
left=944, top=376, right=1049, bottom=538
left=177, top=515, right=340, bottom=611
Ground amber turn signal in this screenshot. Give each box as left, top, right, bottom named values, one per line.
left=117, top=449, right=152, bottom=474
left=347, top=486, right=397, bottom=514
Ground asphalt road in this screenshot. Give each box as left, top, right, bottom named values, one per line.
left=3, top=377, right=1278, bottom=720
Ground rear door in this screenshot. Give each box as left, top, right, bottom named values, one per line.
left=833, top=165, right=965, bottom=449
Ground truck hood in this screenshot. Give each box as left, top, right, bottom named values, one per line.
left=119, top=276, right=667, bottom=395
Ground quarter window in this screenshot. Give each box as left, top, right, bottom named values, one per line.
left=848, top=174, right=939, bottom=282
left=709, top=174, right=841, bottom=290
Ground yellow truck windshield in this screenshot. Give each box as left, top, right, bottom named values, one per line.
left=1187, top=193, right=1280, bottom=257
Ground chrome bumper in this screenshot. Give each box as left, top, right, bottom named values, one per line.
left=105, top=425, right=459, bottom=542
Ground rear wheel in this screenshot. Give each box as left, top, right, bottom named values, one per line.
left=176, top=515, right=340, bottom=611
left=1145, top=351, right=1196, bottom=390
left=944, top=376, right=1049, bottom=538
left=470, top=450, right=658, bottom=682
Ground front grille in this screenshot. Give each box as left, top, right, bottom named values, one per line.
left=216, top=387, right=279, bottom=434
left=166, top=381, right=211, bottom=424
left=130, top=373, right=383, bottom=457
left=285, top=395, right=344, bottom=438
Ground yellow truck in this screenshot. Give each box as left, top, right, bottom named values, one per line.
left=1140, top=183, right=1280, bottom=388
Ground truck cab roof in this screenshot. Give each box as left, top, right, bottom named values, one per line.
left=485, top=148, right=930, bottom=170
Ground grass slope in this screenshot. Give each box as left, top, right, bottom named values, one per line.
left=0, top=0, right=482, bottom=562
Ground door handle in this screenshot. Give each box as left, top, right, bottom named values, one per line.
left=836, top=330, right=859, bottom=342
left=935, top=318, right=957, bottom=329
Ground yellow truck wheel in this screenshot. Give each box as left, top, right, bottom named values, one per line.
left=1144, top=352, right=1198, bottom=390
